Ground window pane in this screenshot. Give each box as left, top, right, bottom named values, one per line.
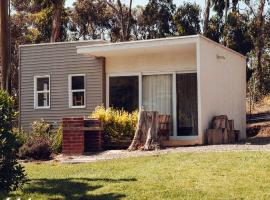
left=38, top=92, right=49, bottom=107
left=37, top=77, right=49, bottom=91
left=142, top=75, right=172, bottom=115
left=176, top=73, right=198, bottom=136
left=109, top=76, right=138, bottom=112
left=72, top=76, right=84, bottom=90
left=72, top=91, right=85, bottom=106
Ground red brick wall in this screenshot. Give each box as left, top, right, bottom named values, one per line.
left=62, top=117, right=84, bottom=154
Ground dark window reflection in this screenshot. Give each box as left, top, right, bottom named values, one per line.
left=109, top=76, right=139, bottom=112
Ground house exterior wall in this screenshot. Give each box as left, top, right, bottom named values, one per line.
left=199, top=37, right=247, bottom=141
left=106, top=46, right=197, bottom=74
left=19, top=41, right=105, bottom=130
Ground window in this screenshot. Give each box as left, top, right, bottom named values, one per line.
left=109, top=76, right=139, bottom=112
left=34, top=75, right=50, bottom=109
left=69, top=74, right=86, bottom=108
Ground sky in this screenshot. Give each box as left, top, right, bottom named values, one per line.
left=65, top=0, right=206, bottom=8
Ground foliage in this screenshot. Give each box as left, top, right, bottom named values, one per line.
left=90, top=106, right=138, bottom=142
left=70, top=0, right=111, bottom=40
left=18, top=120, right=62, bottom=160
left=140, top=0, right=176, bottom=39
left=18, top=136, right=52, bottom=160
left=51, top=125, right=62, bottom=154
left=0, top=90, right=27, bottom=193
left=174, top=2, right=201, bottom=36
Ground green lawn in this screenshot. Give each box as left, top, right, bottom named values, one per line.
left=3, top=152, right=270, bottom=200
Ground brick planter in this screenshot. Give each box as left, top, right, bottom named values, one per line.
left=62, top=117, right=84, bottom=154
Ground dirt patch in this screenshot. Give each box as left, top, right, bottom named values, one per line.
left=247, top=123, right=270, bottom=137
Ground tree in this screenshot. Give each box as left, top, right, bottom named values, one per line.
left=50, top=0, right=65, bottom=42
left=225, top=11, right=253, bottom=55
left=105, top=0, right=134, bottom=41
left=245, top=0, right=269, bottom=93
left=11, top=0, right=69, bottom=43
left=0, top=0, right=10, bottom=91
left=0, top=90, right=27, bottom=193
left=71, top=0, right=111, bottom=40
left=203, top=0, right=211, bottom=35
left=174, top=2, right=201, bottom=36
left=140, top=0, right=176, bottom=39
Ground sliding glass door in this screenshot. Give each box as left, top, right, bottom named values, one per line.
left=176, top=73, right=198, bottom=136
left=108, top=72, right=198, bottom=138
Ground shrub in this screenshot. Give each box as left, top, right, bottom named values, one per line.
left=18, top=136, right=52, bottom=160
left=51, top=125, right=62, bottom=154
left=90, top=106, right=138, bottom=142
left=18, top=120, right=62, bottom=160
left=0, top=90, right=27, bottom=193
left=31, top=119, right=51, bottom=138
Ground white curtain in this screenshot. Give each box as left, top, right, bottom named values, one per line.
left=142, top=75, right=172, bottom=115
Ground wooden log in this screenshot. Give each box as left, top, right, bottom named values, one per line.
left=128, top=111, right=160, bottom=151
left=228, top=120, right=234, bottom=131
left=206, top=129, right=223, bottom=145
left=222, top=128, right=229, bottom=144
left=212, top=115, right=229, bottom=129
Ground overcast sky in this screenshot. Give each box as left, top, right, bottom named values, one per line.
left=65, top=0, right=206, bottom=8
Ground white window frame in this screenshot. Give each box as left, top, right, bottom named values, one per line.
left=68, top=74, right=86, bottom=108
left=34, top=75, right=51, bottom=109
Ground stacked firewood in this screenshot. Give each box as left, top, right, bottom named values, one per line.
left=206, top=115, right=240, bottom=145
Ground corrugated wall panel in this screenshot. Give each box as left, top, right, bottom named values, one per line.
left=20, top=41, right=105, bottom=131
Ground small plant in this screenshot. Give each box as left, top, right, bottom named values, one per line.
left=90, top=106, right=138, bottom=143
left=0, top=90, right=27, bottom=193
left=51, top=125, right=62, bottom=154
left=18, top=120, right=63, bottom=160
left=19, top=136, right=52, bottom=160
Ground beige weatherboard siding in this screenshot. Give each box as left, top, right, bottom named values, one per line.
left=77, top=35, right=247, bottom=145
left=19, top=40, right=106, bottom=130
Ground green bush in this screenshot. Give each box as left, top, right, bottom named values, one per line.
left=0, top=90, right=27, bottom=193
left=51, top=125, right=62, bottom=154
left=90, top=106, right=138, bottom=142
left=18, top=120, right=62, bottom=160
left=18, top=136, right=52, bottom=160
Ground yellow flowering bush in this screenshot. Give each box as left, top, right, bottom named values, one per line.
left=90, top=106, right=138, bottom=142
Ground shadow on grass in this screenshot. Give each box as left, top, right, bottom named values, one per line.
left=22, top=178, right=136, bottom=200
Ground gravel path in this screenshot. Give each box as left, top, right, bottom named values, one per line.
left=55, top=142, right=270, bottom=164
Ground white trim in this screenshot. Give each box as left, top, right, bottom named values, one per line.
left=77, top=35, right=199, bottom=56
left=68, top=74, right=86, bottom=109
left=34, top=75, right=51, bottom=109
left=172, top=72, right=177, bottom=137
left=170, top=136, right=199, bottom=140
left=196, top=39, right=203, bottom=143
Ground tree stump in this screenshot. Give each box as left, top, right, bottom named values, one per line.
left=128, top=111, right=160, bottom=151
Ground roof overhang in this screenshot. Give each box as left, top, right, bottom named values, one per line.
left=77, top=35, right=199, bottom=57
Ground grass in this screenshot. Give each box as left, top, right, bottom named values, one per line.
left=2, top=151, right=270, bottom=200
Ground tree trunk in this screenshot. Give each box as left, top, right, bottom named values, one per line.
left=256, top=0, right=266, bottom=93
left=203, top=0, right=211, bottom=36
left=50, top=0, right=64, bottom=43
left=128, top=111, right=160, bottom=151
left=0, top=0, right=9, bottom=91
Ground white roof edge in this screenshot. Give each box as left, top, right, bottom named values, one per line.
left=199, top=35, right=247, bottom=60
left=19, top=39, right=109, bottom=48
left=77, top=35, right=200, bottom=55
